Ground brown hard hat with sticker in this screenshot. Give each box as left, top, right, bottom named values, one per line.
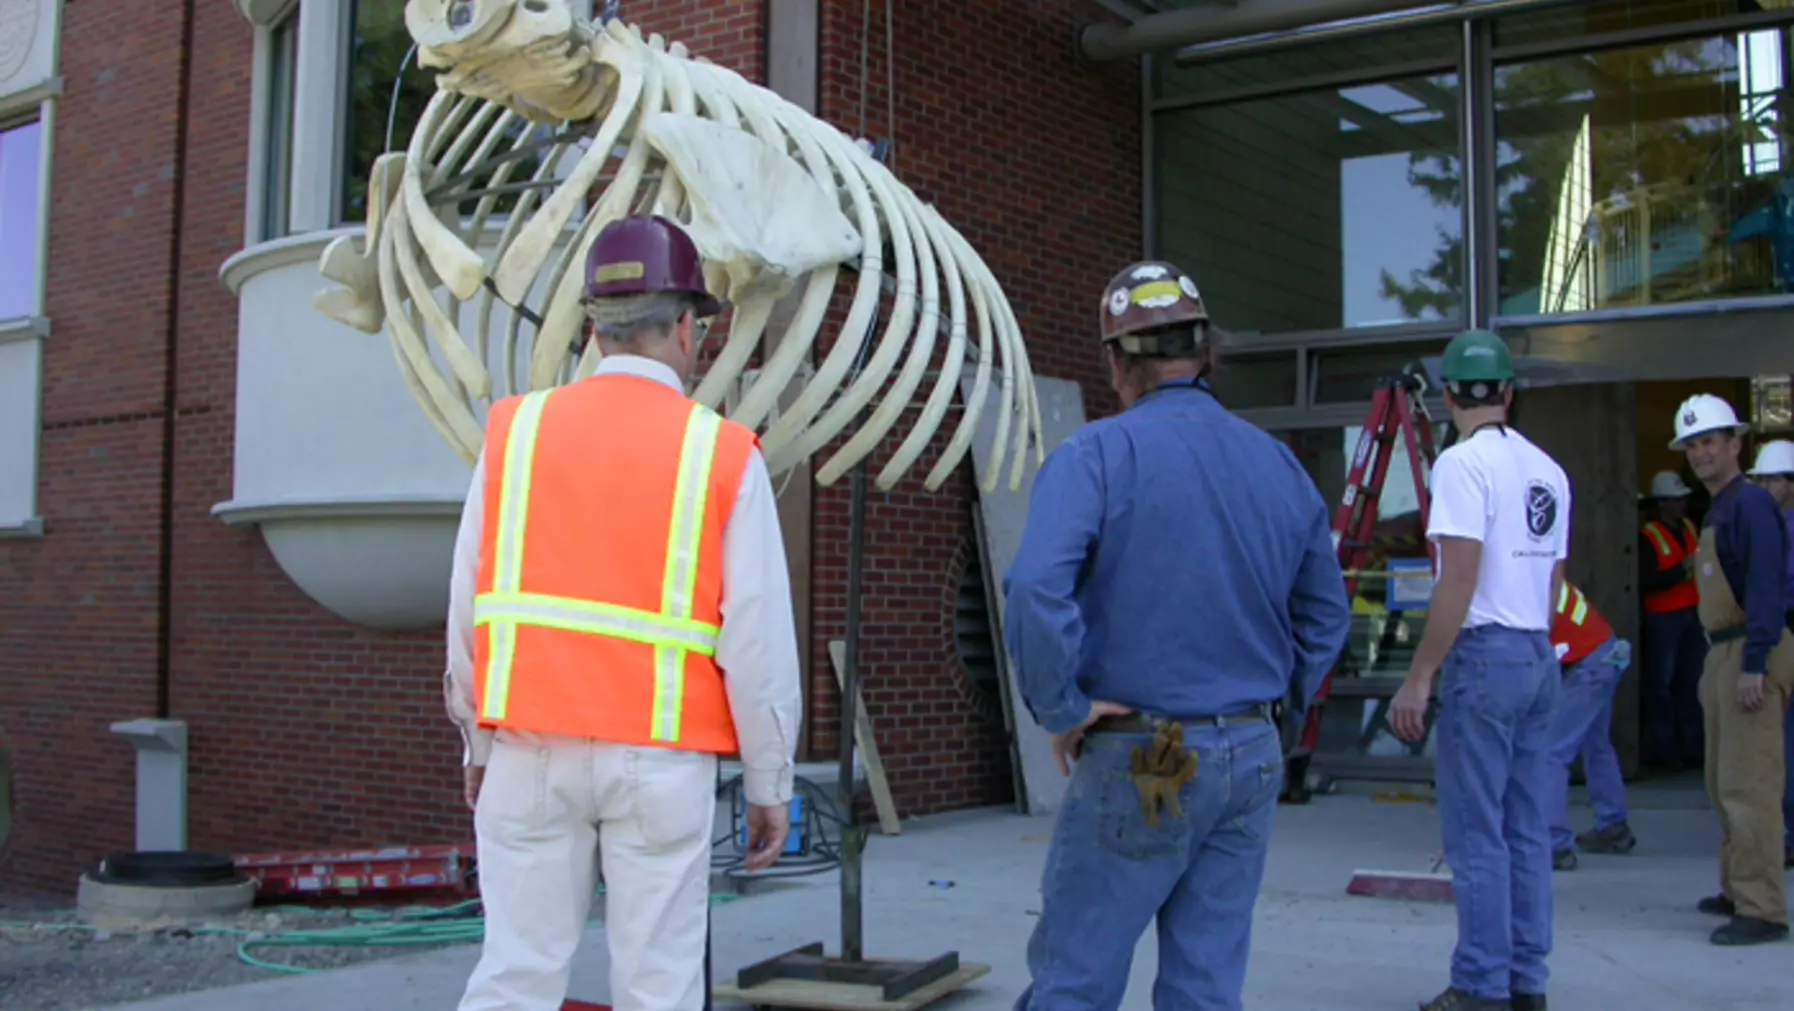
left=1099, top=260, right=1216, bottom=354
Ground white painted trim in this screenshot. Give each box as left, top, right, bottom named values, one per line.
left=244, top=23, right=272, bottom=244
left=0, top=77, right=62, bottom=123
left=0, top=316, right=49, bottom=345
left=0, top=517, right=44, bottom=538
left=233, top=0, right=299, bottom=28
left=289, top=0, right=349, bottom=233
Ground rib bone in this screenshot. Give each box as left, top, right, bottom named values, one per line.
left=314, top=0, right=1045, bottom=492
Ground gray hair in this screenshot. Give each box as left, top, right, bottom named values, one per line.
left=584, top=292, right=695, bottom=345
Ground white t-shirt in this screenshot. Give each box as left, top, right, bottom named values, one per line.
left=1426, top=426, right=1571, bottom=631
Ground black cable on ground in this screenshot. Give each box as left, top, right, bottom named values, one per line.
left=710, top=774, right=847, bottom=880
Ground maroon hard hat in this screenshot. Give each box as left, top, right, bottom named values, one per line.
left=584, top=215, right=723, bottom=318
left=1099, top=260, right=1214, bottom=353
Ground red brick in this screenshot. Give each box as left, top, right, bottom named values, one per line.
left=0, top=0, right=1138, bottom=895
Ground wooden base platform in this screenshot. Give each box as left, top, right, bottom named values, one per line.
left=712, top=962, right=991, bottom=1011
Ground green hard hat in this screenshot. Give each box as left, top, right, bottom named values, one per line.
left=1439, top=328, right=1514, bottom=384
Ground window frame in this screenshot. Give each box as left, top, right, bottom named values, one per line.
left=248, top=0, right=595, bottom=245
left=0, top=100, right=56, bottom=539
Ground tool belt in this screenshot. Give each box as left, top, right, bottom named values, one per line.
left=1086, top=706, right=1269, bottom=828
left=1705, top=625, right=1747, bottom=647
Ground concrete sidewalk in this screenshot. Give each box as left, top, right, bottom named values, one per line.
left=91, top=795, right=1792, bottom=1011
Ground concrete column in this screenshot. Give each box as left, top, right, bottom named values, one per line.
left=1519, top=383, right=1642, bottom=776
left=109, top=719, right=190, bottom=852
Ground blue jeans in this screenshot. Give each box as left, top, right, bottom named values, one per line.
left=1016, top=720, right=1284, bottom=1011
left=1641, top=608, right=1706, bottom=762
left=1435, top=625, right=1558, bottom=1001
left=1545, top=637, right=1632, bottom=852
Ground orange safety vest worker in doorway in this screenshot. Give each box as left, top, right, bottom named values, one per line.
left=1639, top=470, right=1708, bottom=772
left=442, top=215, right=805, bottom=1011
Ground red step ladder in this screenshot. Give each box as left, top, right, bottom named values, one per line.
left=1283, top=368, right=1441, bottom=803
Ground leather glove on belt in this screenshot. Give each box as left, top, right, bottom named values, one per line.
left=1130, top=720, right=1200, bottom=827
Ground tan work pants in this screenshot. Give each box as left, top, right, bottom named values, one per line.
left=458, top=731, right=718, bottom=1011
left=1699, top=639, right=1794, bottom=924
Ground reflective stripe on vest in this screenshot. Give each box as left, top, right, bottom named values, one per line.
left=1556, top=582, right=1589, bottom=625
left=472, top=389, right=725, bottom=744
left=1642, top=523, right=1674, bottom=558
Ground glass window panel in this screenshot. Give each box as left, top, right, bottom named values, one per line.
left=1309, top=340, right=1450, bottom=404
left=1494, top=29, right=1794, bottom=316
left=340, top=0, right=435, bottom=224
left=0, top=120, right=43, bottom=321
left=1154, top=24, right=1457, bottom=100
left=1495, top=1, right=1759, bottom=51
left=1751, top=374, right=1794, bottom=432
left=262, top=12, right=298, bottom=241
left=1155, top=74, right=1465, bottom=337
left=1211, top=349, right=1298, bottom=409
left=1277, top=424, right=1448, bottom=758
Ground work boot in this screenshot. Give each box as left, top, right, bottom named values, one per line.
left=1417, top=988, right=1507, bottom=1011
left=1697, top=894, right=1736, bottom=917
left=1551, top=850, right=1577, bottom=871
left=1510, top=995, right=1547, bottom=1011
left=1710, top=916, right=1789, bottom=946
left=1574, top=823, right=1637, bottom=854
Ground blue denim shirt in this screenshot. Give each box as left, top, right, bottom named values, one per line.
left=1705, top=475, right=1790, bottom=673
left=1001, top=379, right=1352, bottom=735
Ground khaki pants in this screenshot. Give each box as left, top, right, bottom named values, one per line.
left=458, top=731, right=717, bottom=1011
left=1699, top=639, right=1794, bottom=924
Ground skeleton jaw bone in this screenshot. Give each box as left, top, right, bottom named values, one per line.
left=318, top=1, right=1045, bottom=493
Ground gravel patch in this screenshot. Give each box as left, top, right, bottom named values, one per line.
left=0, top=896, right=479, bottom=1011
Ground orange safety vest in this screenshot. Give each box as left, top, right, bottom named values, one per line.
left=471, top=373, right=759, bottom=753
left=1550, top=581, right=1614, bottom=668
left=1640, top=517, right=1700, bottom=614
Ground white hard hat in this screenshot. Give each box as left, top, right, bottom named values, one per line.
left=1649, top=470, right=1692, bottom=498
left=1748, top=439, right=1794, bottom=477
left=1669, top=393, right=1749, bottom=450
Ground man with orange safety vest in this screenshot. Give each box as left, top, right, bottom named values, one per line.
left=1543, top=581, right=1635, bottom=872
left=1638, top=469, right=1707, bottom=772
left=442, top=215, right=805, bottom=1010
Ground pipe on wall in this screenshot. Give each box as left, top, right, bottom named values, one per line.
left=1079, top=0, right=1573, bottom=64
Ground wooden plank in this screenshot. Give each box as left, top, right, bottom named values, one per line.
left=827, top=639, right=901, bottom=836
left=714, top=962, right=991, bottom=1011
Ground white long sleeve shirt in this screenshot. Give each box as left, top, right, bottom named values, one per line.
left=443, top=354, right=804, bottom=807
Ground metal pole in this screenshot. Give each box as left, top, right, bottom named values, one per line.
left=837, top=456, right=869, bottom=963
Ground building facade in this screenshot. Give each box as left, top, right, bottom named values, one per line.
left=1120, top=0, right=1794, bottom=786
left=0, top=0, right=1137, bottom=894
left=4, top=0, right=1789, bottom=896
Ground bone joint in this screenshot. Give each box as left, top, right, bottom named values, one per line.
left=314, top=0, right=1045, bottom=494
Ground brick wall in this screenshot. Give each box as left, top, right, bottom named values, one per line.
left=0, top=0, right=768, bottom=897
left=803, top=0, right=1139, bottom=816
left=0, top=0, right=1139, bottom=894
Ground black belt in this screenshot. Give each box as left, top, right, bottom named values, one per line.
left=1089, top=704, right=1272, bottom=736
left=1706, top=625, right=1747, bottom=646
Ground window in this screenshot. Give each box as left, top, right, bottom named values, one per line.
left=1211, top=349, right=1299, bottom=410
left=262, top=10, right=299, bottom=240
left=1155, top=71, right=1466, bottom=336
left=0, top=116, right=44, bottom=532
left=1494, top=28, right=1794, bottom=316
left=339, top=0, right=435, bottom=224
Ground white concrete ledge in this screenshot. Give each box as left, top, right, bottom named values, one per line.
left=213, top=496, right=465, bottom=630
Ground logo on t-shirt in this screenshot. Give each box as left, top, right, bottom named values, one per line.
left=1525, top=481, right=1560, bottom=541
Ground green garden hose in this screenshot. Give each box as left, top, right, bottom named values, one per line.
left=0, top=891, right=742, bottom=976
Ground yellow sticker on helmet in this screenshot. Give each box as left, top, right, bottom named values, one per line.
left=594, top=261, right=646, bottom=283
left=1130, top=280, right=1183, bottom=307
